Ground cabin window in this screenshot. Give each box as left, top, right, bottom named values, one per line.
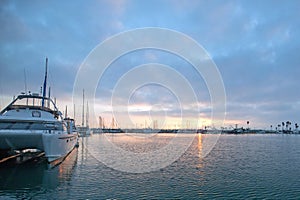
left=62, top=122, right=67, bottom=132
left=32, top=111, right=41, bottom=117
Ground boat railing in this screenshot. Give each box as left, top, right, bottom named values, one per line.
left=0, top=95, right=63, bottom=120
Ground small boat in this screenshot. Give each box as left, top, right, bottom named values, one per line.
left=77, top=126, right=92, bottom=137
left=0, top=58, right=78, bottom=163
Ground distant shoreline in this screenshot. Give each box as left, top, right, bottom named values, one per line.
left=90, top=128, right=300, bottom=134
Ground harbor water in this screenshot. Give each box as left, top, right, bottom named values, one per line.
left=1, top=134, right=300, bottom=199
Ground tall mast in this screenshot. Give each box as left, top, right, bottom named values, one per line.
left=73, top=104, right=76, bottom=120
left=82, top=89, right=85, bottom=126
left=47, top=87, right=51, bottom=107
left=42, top=58, right=48, bottom=107
left=86, top=101, right=89, bottom=128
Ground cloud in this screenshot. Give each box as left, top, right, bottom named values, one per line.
left=1, top=0, right=300, bottom=128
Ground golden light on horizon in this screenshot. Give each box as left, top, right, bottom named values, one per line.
left=31, top=97, right=225, bottom=129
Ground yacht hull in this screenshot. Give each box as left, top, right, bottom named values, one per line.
left=0, top=130, right=44, bottom=150
left=42, top=133, right=78, bottom=162
left=0, top=130, right=78, bottom=163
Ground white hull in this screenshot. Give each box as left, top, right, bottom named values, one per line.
left=42, top=132, right=78, bottom=162
left=0, top=130, right=78, bottom=163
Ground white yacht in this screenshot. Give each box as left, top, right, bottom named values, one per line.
left=0, top=59, right=78, bottom=163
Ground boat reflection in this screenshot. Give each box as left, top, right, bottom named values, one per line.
left=0, top=147, right=78, bottom=190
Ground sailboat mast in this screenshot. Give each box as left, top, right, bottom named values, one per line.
left=86, top=101, right=89, bottom=128
left=82, top=89, right=84, bottom=126
left=47, top=87, right=51, bottom=108
left=73, top=104, right=76, bottom=120
left=42, top=58, right=48, bottom=107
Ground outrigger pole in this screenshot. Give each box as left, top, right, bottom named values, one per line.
left=42, top=58, right=48, bottom=107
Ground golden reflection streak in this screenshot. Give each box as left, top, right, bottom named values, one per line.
left=57, top=147, right=78, bottom=180
left=197, top=133, right=202, bottom=159
left=197, top=133, right=204, bottom=169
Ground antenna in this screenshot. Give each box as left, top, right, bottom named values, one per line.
left=24, top=68, right=29, bottom=105
left=42, top=58, right=48, bottom=107
left=65, top=105, right=68, bottom=119
left=24, top=68, right=27, bottom=95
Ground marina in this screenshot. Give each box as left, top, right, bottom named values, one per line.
left=1, top=1, right=300, bottom=199
left=0, top=56, right=299, bottom=198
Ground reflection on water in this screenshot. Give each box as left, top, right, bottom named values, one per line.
left=1, top=134, right=300, bottom=199
left=0, top=147, right=78, bottom=196
left=197, top=133, right=202, bottom=158
left=87, top=133, right=197, bottom=173
left=197, top=133, right=204, bottom=170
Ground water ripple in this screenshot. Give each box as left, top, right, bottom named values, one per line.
left=1, top=134, right=300, bottom=199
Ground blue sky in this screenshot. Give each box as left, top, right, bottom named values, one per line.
left=0, top=0, right=300, bottom=129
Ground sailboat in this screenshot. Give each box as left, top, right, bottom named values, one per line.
left=0, top=58, right=78, bottom=163
left=77, top=89, right=92, bottom=137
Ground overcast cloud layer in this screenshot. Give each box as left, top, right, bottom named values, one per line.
left=0, top=0, right=300, bottom=129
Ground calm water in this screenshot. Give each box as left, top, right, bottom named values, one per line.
left=0, top=134, right=300, bottom=199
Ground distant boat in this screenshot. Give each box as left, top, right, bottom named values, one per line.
left=222, top=128, right=245, bottom=134
left=77, top=126, right=92, bottom=136
left=0, top=58, right=78, bottom=163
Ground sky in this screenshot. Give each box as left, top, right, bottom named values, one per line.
left=0, top=0, right=300, bottom=129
